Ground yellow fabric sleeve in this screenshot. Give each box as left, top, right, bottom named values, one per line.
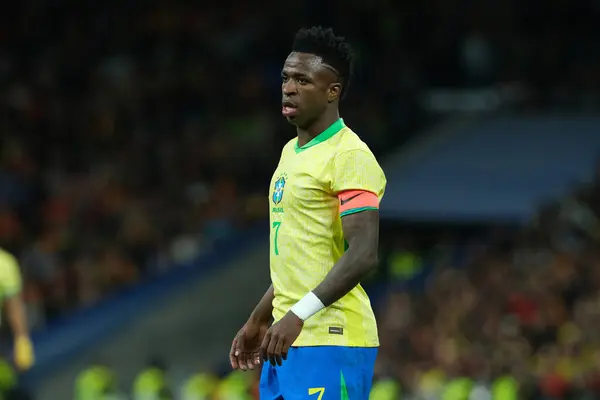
left=0, top=251, right=22, bottom=298
left=331, top=150, right=386, bottom=197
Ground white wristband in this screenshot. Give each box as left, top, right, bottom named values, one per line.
left=290, top=292, right=325, bottom=321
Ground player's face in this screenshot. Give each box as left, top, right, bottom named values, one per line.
left=281, top=52, right=341, bottom=128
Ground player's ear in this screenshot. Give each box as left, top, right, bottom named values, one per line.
left=328, top=83, right=342, bottom=103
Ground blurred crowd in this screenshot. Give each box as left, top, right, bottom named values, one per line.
left=1, top=0, right=428, bottom=330
left=1, top=0, right=600, bottom=398
left=373, top=161, right=600, bottom=399
left=69, top=154, right=600, bottom=400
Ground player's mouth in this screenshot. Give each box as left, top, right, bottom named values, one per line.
left=282, top=100, right=298, bottom=117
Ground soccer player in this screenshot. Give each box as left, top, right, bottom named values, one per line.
left=230, top=26, right=386, bottom=399
left=0, top=247, right=34, bottom=372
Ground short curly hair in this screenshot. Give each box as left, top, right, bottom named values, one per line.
left=292, top=26, right=355, bottom=98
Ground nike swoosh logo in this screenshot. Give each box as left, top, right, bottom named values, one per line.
left=340, top=192, right=363, bottom=206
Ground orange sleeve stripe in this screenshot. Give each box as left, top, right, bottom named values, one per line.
left=338, top=190, right=379, bottom=216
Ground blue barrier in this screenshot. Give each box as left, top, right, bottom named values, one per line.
left=23, top=222, right=268, bottom=387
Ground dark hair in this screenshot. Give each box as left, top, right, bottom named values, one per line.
left=292, top=26, right=355, bottom=98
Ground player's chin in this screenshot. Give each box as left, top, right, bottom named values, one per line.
left=284, top=114, right=300, bottom=124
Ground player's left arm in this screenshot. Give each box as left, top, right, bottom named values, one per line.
left=312, top=208, right=379, bottom=306
left=312, top=149, right=385, bottom=305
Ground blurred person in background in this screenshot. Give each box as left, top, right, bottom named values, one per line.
left=181, top=369, right=218, bottom=400
left=132, top=356, right=172, bottom=400
left=230, top=26, right=386, bottom=399
left=0, top=248, right=33, bottom=372
left=213, top=370, right=255, bottom=400
left=74, top=360, right=119, bottom=400
left=0, top=248, right=34, bottom=400
left=369, top=378, right=401, bottom=400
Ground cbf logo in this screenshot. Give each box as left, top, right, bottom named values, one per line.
left=272, top=173, right=287, bottom=205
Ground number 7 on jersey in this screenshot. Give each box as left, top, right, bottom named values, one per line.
left=272, top=221, right=282, bottom=255
left=309, top=388, right=325, bottom=400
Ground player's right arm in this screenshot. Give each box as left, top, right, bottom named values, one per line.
left=230, top=284, right=274, bottom=371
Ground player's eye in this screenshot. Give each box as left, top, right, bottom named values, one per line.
left=281, top=75, right=289, bottom=83
left=297, top=78, right=308, bottom=85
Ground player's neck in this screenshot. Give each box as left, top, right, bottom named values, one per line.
left=296, top=110, right=340, bottom=147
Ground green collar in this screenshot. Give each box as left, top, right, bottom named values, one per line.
left=294, top=118, right=344, bottom=154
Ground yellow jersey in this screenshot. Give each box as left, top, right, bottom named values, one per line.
left=269, top=118, right=386, bottom=347
left=0, top=248, right=23, bottom=322
left=0, top=249, right=22, bottom=301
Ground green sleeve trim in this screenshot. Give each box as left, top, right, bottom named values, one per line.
left=340, top=206, right=378, bottom=217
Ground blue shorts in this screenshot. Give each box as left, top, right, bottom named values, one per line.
left=260, top=346, right=378, bottom=400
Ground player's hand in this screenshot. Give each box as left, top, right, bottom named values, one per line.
left=260, top=311, right=303, bottom=367
left=230, top=319, right=268, bottom=371
left=14, top=335, right=34, bottom=372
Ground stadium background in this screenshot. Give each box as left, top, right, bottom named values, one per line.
left=2, top=0, right=600, bottom=398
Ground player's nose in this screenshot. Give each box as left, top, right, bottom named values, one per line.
left=282, top=80, right=298, bottom=95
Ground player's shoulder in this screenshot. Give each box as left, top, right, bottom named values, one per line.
left=277, top=137, right=298, bottom=160
left=0, top=248, right=18, bottom=268
left=282, top=137, right=297, bottom=153
left=331, top=125, right=377, bottom=159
